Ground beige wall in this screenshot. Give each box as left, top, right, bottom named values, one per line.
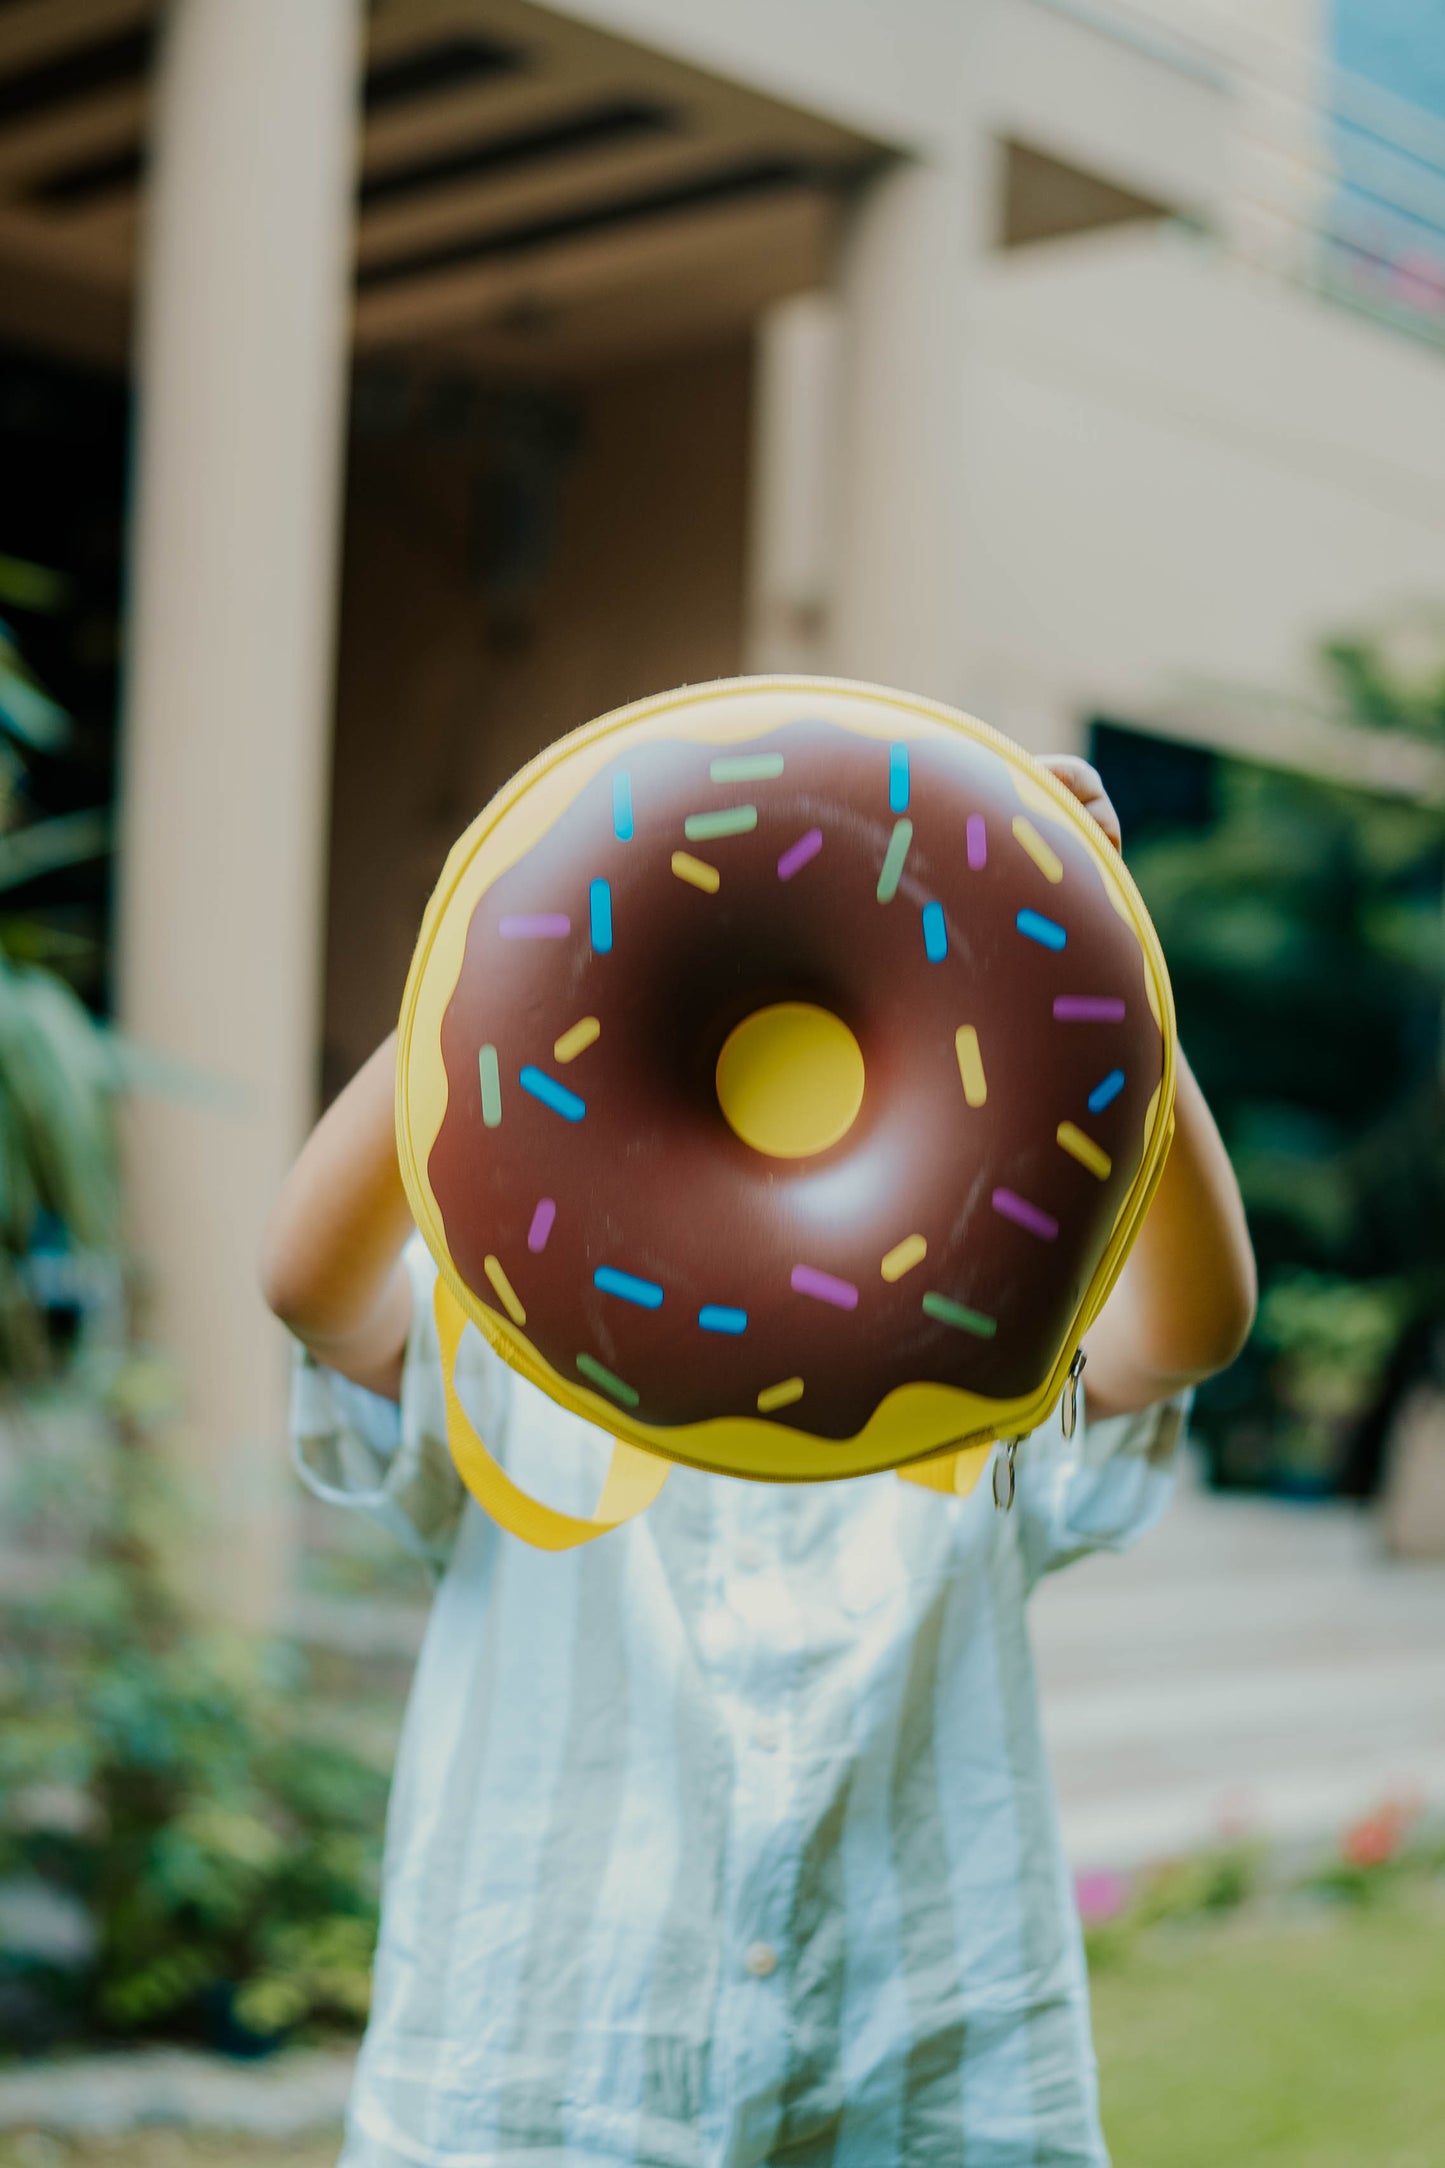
left=322, top=342, right=752, bottom=1094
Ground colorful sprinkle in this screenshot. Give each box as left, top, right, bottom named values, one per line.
left=519, top=1066, right=586, bottom=1122
left=710, top=753, right=784, bottom=783
left=612, top=771, right=633, bottom=841
left=992, top=1188, right=1059, bottom=1241
left=881, top=1233, right=927, bottom=1282
left=777, top=827, right=823, bottom=881
left=921, top=1291, right=997, bottom=1337
left=1088, top=1069, right=1126, bottom=1113
left=877, top=818, right=913, bottom=902
left=483, top=1253, right=526, bottom=1326
left=1057, top=1121, right=1113, bottom=1180
left=499, top=913, right=570, bottom=939
left=594, top=1265, right=664, bottom=1309
left=699, top=1304, right=748, bottom=1334
left=966, top=814, right=987, bottom=870
left=923, top=901, right=948, bottom=963
left=1017, top=909, right=1067, bottom=951
left=684, top=805, right=757, bottom=842
left=577, top=1352, right=640, bottom=1408
left=671, top=850, right=721, bottom=893
left=553, top=1016, right=600, bottom=1064
left=1055, top=995, right=1125, bottom=1023
left=889, top=743, right=910, bottom=813
left=589, top=878, right=613, bottom=954
left=478, top=1044, right=502, bottom=1128
left=1012, top=815, right=1064, bottom=884
left=790, top=1264, right=859, bottom=1310
left=526, top=1198, right=556, bottom=1252
left=955, top=1025, right=987, bottom=1108
left=757, top=1376, right=805, bottom=1413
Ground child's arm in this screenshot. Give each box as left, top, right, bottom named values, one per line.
left=1041, top=756, right=1256, bottom=1419
left=259, top=1031, right=414, bottom=1400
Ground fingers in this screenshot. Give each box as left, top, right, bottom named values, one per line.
left=1037, top=755, right=1122, bottom=853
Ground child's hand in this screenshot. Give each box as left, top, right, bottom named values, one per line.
left=1038, top=755, right=1121, bottom=854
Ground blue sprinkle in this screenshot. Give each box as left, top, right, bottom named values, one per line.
left=519, top=1066, right=586, bottom=1121
left=1088, top=1068, right=1126, bottom=1114
left=889, top=742, right=910, bottom=814
left=612, top=772, right=633, bottom=841
left=1017, top=909, right=1067, bottom=951
left=595, top=1265, right=664, bottom=1309
left=698, top=1304, right=748, bottom=1334
left=922, top=900, right=948, bottom=963
left=590, top=877, right=613, bottom=954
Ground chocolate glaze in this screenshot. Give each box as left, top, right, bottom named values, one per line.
left=428, top=715, right=1163, bottom=1442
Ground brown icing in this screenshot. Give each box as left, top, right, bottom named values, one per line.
left=428, top=715, right=1162, bottom=1441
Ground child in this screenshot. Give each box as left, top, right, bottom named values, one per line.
left=263, top=754, right=1255, bottom=2168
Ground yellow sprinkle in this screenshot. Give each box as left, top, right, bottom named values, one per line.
left=553, top=1015, right=601, bottom=1065
left=671, top=850, right=721, bottom=894
left=1012, top=815, right=1064, bottom=884
left=955, top=1025, right=987, bottom=1108
left=1056, top=1122, right=1112, bottom=1181
left=483, top=1253, right=527, bottom=1326
left=757, top=1376, right=805, bottom=1414
left=1014, top=771, right=1068, bottom=824
left=881, top=1233, right=927, bottom=1282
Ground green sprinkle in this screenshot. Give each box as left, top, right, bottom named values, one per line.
left=684, top=805, right=758, bottom=842
left=877, top=818, right=913, bottom=903
left=922, top=1291, right=996, bottom=1337
left=709, top=753, right=784, bottom=783
left=478, top=1043, right=502, bottom=1128
left=576, top=1352, right=640, bottom=1407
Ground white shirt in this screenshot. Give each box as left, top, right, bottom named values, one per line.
left=294, top=1238, right=1186, bottom=2168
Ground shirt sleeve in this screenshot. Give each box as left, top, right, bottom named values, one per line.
left=1014, top=1385, right=1191, bottom=1589
left=290, top=1235, right=500, bottom=1575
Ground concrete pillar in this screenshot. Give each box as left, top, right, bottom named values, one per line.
left=116, top=0, right=361, bottom=1621
left=827, top=157, right=973, bottom=703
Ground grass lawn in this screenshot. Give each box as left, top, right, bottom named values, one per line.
left=2, top=1896, right=1441, bottom=2167
left=1092, top=1895, right=1445, bottom=2168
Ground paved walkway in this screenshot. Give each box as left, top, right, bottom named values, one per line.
left=1031, top=1457, right=1445, bottom=1868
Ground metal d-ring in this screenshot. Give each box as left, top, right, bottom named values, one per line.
left=1062, top=1347, right=1087, bottom=1441
left=992, top=1437, right=1020, bottom=1511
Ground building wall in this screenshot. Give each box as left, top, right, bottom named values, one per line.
left=322, top=342, right=752, bottom=1094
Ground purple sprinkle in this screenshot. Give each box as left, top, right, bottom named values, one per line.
left=1054, top=996, right=1126, bottom=1023
left=527, top=1198, right=556, bottom=1252
left=777, top=827, right=823, bottom=881
left=499, top=914, right=570, bottom=939
left=790, top=1264, right=859, bottom=1310
left=966, top=814, right=987, bottom=870
left=992, top=1188, right=1059, bottom=1241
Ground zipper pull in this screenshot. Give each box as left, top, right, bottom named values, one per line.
left=1062, top=1348, right=1087, bottom=1441
left=992, top=1437, right=1019, bottom=1511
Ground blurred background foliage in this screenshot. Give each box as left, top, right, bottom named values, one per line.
left=1094, top=611, right=1445, bottom=1496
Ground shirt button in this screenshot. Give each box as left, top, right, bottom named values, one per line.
left=744, top=1941, right=778, bottom=1978
left=753, top=1718, right=780, bottom=1751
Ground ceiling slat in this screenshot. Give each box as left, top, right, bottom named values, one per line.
left=353, top=180, right=834, bottom=349
left=0, top=79, right=144, bottom=192
left=0, top=0, right=153, bottom=80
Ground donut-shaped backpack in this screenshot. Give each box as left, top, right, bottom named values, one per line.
left=396, top=677, right=1176, bottom=1549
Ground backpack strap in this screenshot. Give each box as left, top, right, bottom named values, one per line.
left=896, top=1441, right=993, bottom=1498
left=434, top=1275, right=669, bottom=1549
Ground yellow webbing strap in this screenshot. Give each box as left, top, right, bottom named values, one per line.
left=897, top=1442, right=993, bottom=1498
left=434, top=1275, right=669, bottom=1549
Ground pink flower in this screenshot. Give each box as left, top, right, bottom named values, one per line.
left=1074, top=1869, right=1131, bottom=1925
left=1341, top=1792, right=1420, bottom=1870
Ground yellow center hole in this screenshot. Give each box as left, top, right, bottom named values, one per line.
left=715, top=1002, right=865, bottom=1160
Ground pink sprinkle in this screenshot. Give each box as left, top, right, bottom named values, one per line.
left=790, top=1264, right=859, bottom=1310
left=499, top=914, right=570, bottom=939
left=992, top=1189, right=1059, bottom=1241
left=527, top=1198, right=557, bottom=1252
left=966, top=814, right=987, bottom=870
left=777, top=827, right=823, bottom=881
left=1054, top=996, right=1125, bottom=1023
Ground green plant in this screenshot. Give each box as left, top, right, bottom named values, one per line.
left=0, top=1356, right=386, bottom=2051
